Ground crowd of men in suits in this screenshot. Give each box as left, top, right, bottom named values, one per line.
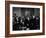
left=13, top=14, right=40, bottom=31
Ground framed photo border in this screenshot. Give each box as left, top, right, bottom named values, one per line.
left=5, top=1, right=45, bottom=37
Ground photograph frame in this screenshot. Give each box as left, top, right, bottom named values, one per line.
left=5, top=1, right=45, bottom=37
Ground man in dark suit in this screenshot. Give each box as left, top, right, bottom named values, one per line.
left=29, top=16, right=34, bottom=30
